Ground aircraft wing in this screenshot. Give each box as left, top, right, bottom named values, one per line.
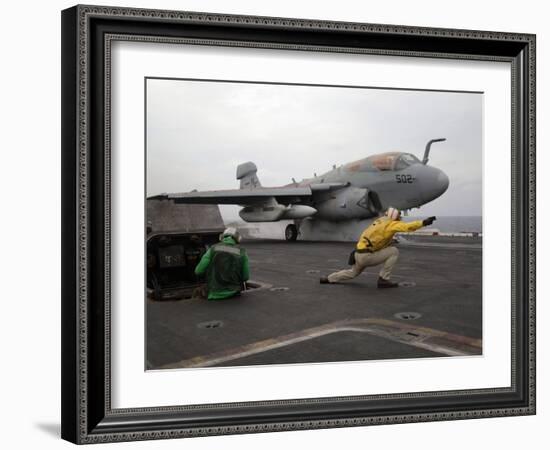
left=167, top=187, right=313, bottom=205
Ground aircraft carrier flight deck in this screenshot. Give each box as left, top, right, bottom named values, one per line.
left=146, top=235, right=482, bottom=370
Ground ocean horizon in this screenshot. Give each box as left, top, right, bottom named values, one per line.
left=408, top=216, right=482, bottom=233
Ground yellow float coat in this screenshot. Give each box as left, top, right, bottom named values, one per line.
left=356, top=217, right=424, bottom=252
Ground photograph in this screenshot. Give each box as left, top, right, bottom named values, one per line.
left=145, top=78, right=483, bottom=370
left=59, top=3, right=536, bottom=444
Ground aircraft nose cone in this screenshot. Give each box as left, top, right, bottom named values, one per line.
left=421, top=167, right=449, bottom=202
left=437, top=171, right=450, bottom=195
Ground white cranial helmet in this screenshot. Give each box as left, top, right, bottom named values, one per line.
left=386, top=207, right=401, bottom=220
left=222, top=227, right=241, bottom=243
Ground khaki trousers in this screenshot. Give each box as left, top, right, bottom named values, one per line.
left=327, top=246, right=399, bottom=283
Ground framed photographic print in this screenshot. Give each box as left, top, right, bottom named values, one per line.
left=61, top=5, right=536, bottom=444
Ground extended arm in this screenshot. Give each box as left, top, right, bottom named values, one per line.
left=387, top=220, right=424, bottom=233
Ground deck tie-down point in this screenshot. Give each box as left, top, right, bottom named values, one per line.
left=197, top=320, right=223, bottom=329
left=394, top=312, right=422, bottom=320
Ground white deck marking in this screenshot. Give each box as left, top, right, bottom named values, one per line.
left=159, top=318, right=481, bottom=369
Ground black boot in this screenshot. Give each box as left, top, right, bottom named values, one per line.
left=377, top=277, right=399, bottom=288
left=320, top=276, right=332, bottom=284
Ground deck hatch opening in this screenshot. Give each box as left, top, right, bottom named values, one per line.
left=244, top=281, right=266, bottom=290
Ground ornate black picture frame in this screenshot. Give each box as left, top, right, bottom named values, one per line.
left=61, top=5, right=536, bottom=444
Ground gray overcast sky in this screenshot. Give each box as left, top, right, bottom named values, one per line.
left=146, top=79, right=482, bottom=220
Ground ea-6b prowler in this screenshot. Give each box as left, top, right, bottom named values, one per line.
left=169, top=139, right=449, bottom=241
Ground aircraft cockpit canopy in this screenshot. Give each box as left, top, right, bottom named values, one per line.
left=395, top=153, right=421, bottom=169
left=343, top=152, right=422, bottom=173
left=366, top=152, right=421, bottom=171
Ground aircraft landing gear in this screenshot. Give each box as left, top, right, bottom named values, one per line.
left=285, top=224, right=298, bottom=241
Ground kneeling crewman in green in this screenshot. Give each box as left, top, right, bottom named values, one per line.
left=320, top=207, right=436, bottom=288
left=195, top=227, right=250, bottom=300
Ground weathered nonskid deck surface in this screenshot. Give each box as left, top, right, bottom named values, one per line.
left=147, top=236, right=482, bottom=369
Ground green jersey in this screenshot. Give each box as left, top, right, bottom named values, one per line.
left=194, top=236, right=250, bottom=300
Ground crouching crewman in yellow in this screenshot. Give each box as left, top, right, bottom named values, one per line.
left=320, top=207, right=436, bottom=288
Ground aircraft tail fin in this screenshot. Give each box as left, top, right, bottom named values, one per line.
left=236, top=161, right=262, bottom=189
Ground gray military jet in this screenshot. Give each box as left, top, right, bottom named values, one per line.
left=170, top=138, right=449, bottom=241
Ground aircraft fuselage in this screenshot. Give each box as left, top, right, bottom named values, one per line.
left=167, top=145, right=450, bottom=229
left=290, top=152, right=449, bottom=221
